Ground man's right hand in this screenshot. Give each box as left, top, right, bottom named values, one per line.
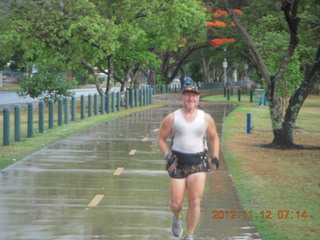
left=166, top=154, right=178, bottom=173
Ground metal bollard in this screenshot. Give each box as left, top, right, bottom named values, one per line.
left=65, top=97, right=70, bottom=124
left=139, top=89, right=143, bottom=107
left=247, top=113, right=252, bottom=134
left=101, top=93, right=105, bottom=114
left=27, top=103, right=34, bottom=138
left=48, top=99, right=54, bottom=129
left=88, top=94, right=92, bottom=117
left=135, top=89, right=138, bottom=108
left=94, top=94, right=98, bottom=115
left=3, top=107, right=10, bottom=146
left=71, top=96, right=76, bottom=121
left=117, top=92, right=121, bottom=111
left=14, top=105, right=21, bottom=142
left=112, top=92, right=115, bottom=112
left=58, top=98, right=63, bottom=126
left=39, top=101, right=45, bottom=133
left=81, top=95, right=85, bottom=119
left=125, top=91, right=129, bottom=110
left=150, top=87, right=153, bottom=104
left=106, top=93, right=110, bottom=114
left=144, top=88, right=147, bottom=106
left=130, top=90, right=134, bottom=109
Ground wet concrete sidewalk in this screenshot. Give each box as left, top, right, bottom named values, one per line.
left=0, top=95, right=262, bottom=240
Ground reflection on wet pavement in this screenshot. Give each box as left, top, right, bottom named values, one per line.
left=0, top=99, right=261, bottom=240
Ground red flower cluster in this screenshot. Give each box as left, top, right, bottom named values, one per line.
left=206, top=21, right=227, bottom=28
left=213, top=9, right=228, bottom=18
left=233, top=9, right=243, bottom=15
left=210, top=38, right=235, bottom=47
left=212, top=9, right=243, bottom=17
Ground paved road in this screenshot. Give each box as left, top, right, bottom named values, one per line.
left=0, top=88, right=120, bottom=110
left=0, top=96, right=261, bottom=240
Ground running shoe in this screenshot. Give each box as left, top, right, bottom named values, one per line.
left=172, top=215, right=183, bottom=237
left=184, top=235, right=194, bottom=240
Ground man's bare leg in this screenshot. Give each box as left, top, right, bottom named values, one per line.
left=170, top=177, right=186, bottom=217
left=170, top=177, right=186, bottom=237
left=186, top=172, right=206, bottom=234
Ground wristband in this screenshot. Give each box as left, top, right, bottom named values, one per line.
left=164, top=151, right=170, bottom=160
left=211, top=157, right=220, bottom=169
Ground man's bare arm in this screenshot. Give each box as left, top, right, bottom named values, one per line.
left=205, top=113, right=220, bottom=169
left=157, top=113, right=174, bottom=156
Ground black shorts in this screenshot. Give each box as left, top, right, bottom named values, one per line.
left=168, top=151, right=211, bottom=179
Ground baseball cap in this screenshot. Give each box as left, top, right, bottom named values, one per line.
left=182, top=85, right=200, bottom=94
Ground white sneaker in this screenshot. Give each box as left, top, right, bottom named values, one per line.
left=184, top=235, right=194, bottom=240
left=172, top=215, right=183, bottom=237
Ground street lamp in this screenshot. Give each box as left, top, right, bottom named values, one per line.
left=223, top=48, right=228, bottom=87
left=223, top=58, right=228, bottom=87
left=244, top=64, right=248, bottom=81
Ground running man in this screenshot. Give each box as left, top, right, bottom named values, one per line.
left=157, top=85, right=220, bottom=240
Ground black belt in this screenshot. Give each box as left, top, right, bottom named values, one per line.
left=172, top=150, right=207, bottom=165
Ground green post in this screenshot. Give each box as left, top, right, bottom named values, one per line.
left=48, top=99, right=54, bottom=129
left=111, top=92, right=115, bottom=112
left=27, top=103, right=33, bottom=138
left=149, top=87, right=153, bottom=104
left=117, top=92, right=121, bottom=111
left=58, top=98, right=63, bottom=126
left=147, top=88, right=150, bottom=105
left=81, top=95, right=85, bottom=119
left=65, top=98, right=70, bottom=124
left=88, top=94, right=92, bottom=117
left=139, top=89, right=143, bottom=107
left=106, top=93, right=110, bottom=114
left=3, top=107, right=10, bottom=146
left=39, top=100, right=45, bottom=133
left=238, top=88, right=241, bottom=102
left=94, top=94, right=98, bottom=115
left=144, top=88, right=147, bottom=106
left=135, top=89, right=138, bottom=107
left=101, top=93, right=105, bottom=114
left=126, top=91, right=129, bottom=110
left=71, top=96, right=76, bottom=121
left=14, top=105, right=21, bottom=142
left=130, top=90, right=134, bottom=108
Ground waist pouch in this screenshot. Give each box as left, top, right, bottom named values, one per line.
left=172, top=150, right=207, bottom=165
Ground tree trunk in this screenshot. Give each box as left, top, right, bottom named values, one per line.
left=269, top=122, right=296, bottom=148
left=133, top=69, right=141, bottom=89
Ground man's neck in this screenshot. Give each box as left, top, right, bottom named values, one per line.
left=182, top=107, right=198, bottom=115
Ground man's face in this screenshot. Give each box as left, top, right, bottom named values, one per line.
left=181, top=93, right=200, bottom=110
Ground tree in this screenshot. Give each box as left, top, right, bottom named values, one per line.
left=222, top=0, right=320, bottom=149
left=0, top=0, right=208, bottom=97
left=18, top=58, right=78, bottom=103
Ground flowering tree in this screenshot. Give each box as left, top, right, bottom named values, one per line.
left=222, top=0, right=320, bottom=149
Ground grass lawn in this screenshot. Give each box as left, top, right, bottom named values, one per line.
left=202, top=93, right=320, bottom=240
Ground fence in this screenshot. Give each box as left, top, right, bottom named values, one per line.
left=1, top=87, right=153, bottom=146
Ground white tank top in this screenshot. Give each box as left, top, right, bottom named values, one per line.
left=171, top=109, right=207, bottom=154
